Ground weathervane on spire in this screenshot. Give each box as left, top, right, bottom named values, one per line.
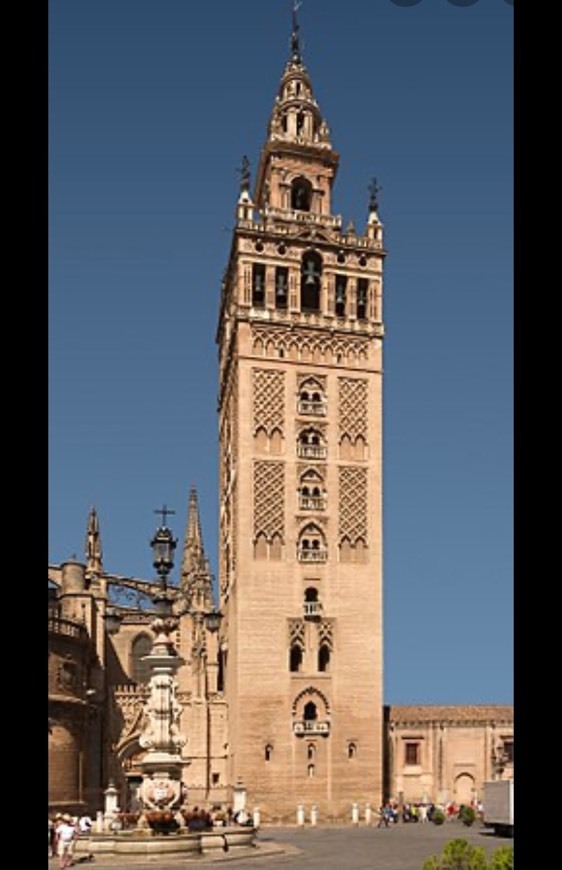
left=369, top=177, right=382, bottom=213
left=291, top=0, right=303, bottom=62
left=237, top=155, right=251, bottom=193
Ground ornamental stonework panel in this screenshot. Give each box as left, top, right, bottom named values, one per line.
left=339, top=377, right=368, bottom=441
left=251, top=325, right=369, bottom=364
left=112, top=685, right=149, bottom=751
left=317, top=619, right=334, bottom=650
left=297, top=373, right=327, bottom=391
left=338, top=467, right=368, bottom=544
left=288, top=619, right=306, bottom=648
left=253, top=461, right=285, bottom=541
left=253, top=369, right=285, bottom=435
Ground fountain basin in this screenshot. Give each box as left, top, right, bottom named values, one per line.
left=74, top=826, right=257, bottom=858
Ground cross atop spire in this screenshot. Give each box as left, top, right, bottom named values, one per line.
left=154, top=504, right=175, bottom=528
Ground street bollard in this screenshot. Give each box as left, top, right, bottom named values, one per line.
left=365, top=803, right=372, bottom=826
left=310, top=805, right=318, bottom=826
left=253, top=806, right=260, bottom=828
left=297, top=804, right=305, bottom=826
left=352, top=803, right=359, bottom=825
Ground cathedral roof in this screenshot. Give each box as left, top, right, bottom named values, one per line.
left=388, top=704, right=513, bottom=725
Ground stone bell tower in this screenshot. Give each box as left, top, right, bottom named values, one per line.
left=216, top=6, right=386, bottom=821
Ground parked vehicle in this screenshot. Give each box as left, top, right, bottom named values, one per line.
left=482, top=779, right=514, bottom=837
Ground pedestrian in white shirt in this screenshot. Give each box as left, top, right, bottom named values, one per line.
left=56, top=814, right=77, bottom=869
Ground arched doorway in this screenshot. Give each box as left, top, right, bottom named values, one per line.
left=454, top=772, right=475, bottom=805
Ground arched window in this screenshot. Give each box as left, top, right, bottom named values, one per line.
left=131, top=634, right=152, bottom=684
left=300, top=251, right=322, bottom=312
left=298, top=524, right=327, bottom=562
left=298, top=469, right=325, bottom=510
left=297, top=379, right=326, bottom=415
left=265, top=744, right=273, bottom=761
left=303, top=586, right=322, bottom=619
left=290, top=645, right=303, bottom=673
left=357, top=278, right=368, bottom=320
left=291, top=177, right=312, bottom=211
left=275, top=267, right=288, bottom=309
left=304, top=701, right=317, bottom=721
left=307, top=743, right=316, bottom=761
left=335, top=274, right=347, bottom=317
left=318, top=643, right=331, bottom=673
left=297, top=428, right=326, bottom=460
left=252, top=263, right=266, bottom=307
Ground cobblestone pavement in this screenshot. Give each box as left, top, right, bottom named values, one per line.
left=49, top=821, right=514, bottom=870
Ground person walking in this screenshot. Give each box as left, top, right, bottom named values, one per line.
left=377, top=804, right=390, bottom=828
left=56, top=814, right=77, bottom=869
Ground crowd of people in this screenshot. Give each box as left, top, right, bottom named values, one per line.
left=376, top=798, right=484, bottom=827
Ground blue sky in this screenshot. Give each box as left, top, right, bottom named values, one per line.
left=49, top=0, right=513, bottom=705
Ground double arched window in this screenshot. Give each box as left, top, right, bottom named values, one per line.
left=298, top=469, right=325, bottom=510
left=298, top=378, right=326, bottom=415
left=298, top=524, right=327, bottom=562
left=297, top=428, right=326, bottom=460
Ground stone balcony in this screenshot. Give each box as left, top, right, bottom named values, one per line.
left=303, top=601, right=323, bottom=619
left=297, top=445, right=327, bottom=460
left=298, top=496, right=326, bottom=511
left=293, top=720, right=330, bottom=736
left=48, top=616, right=89, bottom=642
left=297, top=549, right=327, bottom=563
left=297, top=400, right=326, bottom=416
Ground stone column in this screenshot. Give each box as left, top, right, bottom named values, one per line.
left=137, top=614, right=187, bottom=817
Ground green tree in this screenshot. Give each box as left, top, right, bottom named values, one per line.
left=422, top=838, right=488, bottom=870
left=487, top=845, right=514, bottom=870
left=459, top=806, right=476, bottom=827
left=432, top=808, right=446, bottom=825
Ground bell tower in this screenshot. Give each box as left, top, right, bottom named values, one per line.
left=216, top=6, right=386, bottom=821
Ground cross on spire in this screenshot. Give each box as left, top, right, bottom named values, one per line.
left=154, top=504, right=176, bottom=527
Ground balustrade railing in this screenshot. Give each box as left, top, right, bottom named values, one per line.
left=297, top=445, right=327, bottom=460
left=48, top=616, right=88, bottom=641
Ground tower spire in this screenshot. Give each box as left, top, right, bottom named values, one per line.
left=180, top=486, right=214, bottom=610
left=186, top=487, right=204, bottom=561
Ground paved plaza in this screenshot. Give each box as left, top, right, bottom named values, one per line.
left=51, top=821, right=514, bottom=870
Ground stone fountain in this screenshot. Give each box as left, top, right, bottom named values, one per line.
left=75, top=516, right=257, bottom=860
